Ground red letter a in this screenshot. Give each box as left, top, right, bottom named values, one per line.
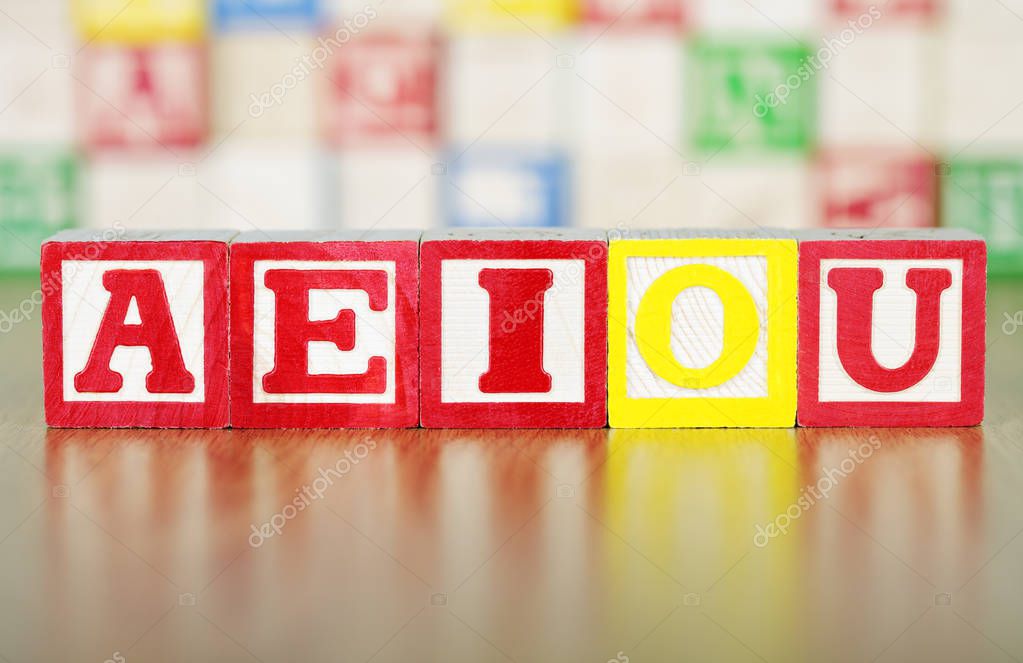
left=478, top=268, right=554, bottom=394
left=74, top=269, right=195, bottom=394
left=828, top=267, right=952, bottom=393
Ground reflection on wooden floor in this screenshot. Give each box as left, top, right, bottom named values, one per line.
left=23, top=427, right=995, bottom=663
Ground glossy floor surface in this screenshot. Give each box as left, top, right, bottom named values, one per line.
left=1, top=277, right=1022, bottom=663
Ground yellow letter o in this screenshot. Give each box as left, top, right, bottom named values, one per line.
left=634, top=264, right=759, bottom=389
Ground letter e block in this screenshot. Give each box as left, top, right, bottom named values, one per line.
left=230, top=231, right=419, bottom=428
left=420, top=230, right=608, bottom=428
left=797, top=229, right=986, bottom=427
left=42, top=230, right=233, bottom=428
left=608, top=231, right=797, bottom=428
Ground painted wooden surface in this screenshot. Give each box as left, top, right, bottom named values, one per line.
left=230, top=231, right=420, bottom=429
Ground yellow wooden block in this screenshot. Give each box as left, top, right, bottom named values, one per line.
left=608, top=231, right=797, bottom=428
left=446, top=0, right=577, bottom=32
left=73, top=0, right=205, bottom=44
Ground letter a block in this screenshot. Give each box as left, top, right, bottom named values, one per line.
left=42, top=231, right=233, bottom=428
left=608, top=231, right=797, bottom=428
left=420, top=230, right=608, bottom=428
left=797, top=230, right=986, bottom=427
left=230, top=231, right=419, bottom=428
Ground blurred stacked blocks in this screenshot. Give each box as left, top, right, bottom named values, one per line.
left=0, top=0, right=1022, bottom=272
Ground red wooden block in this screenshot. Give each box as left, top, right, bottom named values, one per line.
left=321, top=30, right=439, bottom=146
left=830, top=0, right=937, bottom=20
left=42, top=230, right=233, bottom=428
left=419, top=230, right=608, bottom=429
left=581, top=0, right=687, bottom=27
left=77, top=43, right=208, bottom=150
left=797, top=229, right=986, bottom=427
left=818, top=149, right=937, bottom=229
left=230, top=231, right=419, bottom=428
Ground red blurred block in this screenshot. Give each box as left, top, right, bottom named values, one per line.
left=230, top=231, right=419, bottom=428
left=582, top=0, right=686, bottom=27
left=77, top=44, right=208, bottom=150
left=42, top=231, right=233, bottom=428
left=419, top=230, right=608, bottom=429
left=797, top=230, right=986, bottom=427
left=830, top=0, right=937, bottom=20
left=322, top=30, right=439, bottom=146
left=818, top=150, right=937, bottom=229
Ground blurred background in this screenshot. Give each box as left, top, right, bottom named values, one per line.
left=1, top=0, right=1022, bottom=275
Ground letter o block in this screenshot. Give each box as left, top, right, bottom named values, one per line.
left=608, top=231, right=797, bottom=428
left=419, top=230, right=608, bottom=428
left=230, top=231, right=420, bottom=428
left=42, top=230, right=233, bottom=428
left=797, top=229, right=986, bottom=427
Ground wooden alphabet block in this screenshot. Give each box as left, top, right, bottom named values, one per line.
left=77, top=44, right=208, bottom=150
left=419, top=230, right=608, bottom=428
left=446, top=0, right=576, bottom=31
left=230, top=231, right=420, bottom=428
left=72, top=0, right=205, bottom=43
left=818, top=149, right=937, bottom=229
left=581, top=0, right=687, bottom=27
left=42, top=230, right=234, bottom=428
left=797, top=229, right=986, bottom=427
left=607, top=231, right=797, bottom=428
left=322, top=30, right=440, bottom=146
left=941, top=158, right=1023, bottom=276
left=0, top=150, right=78, bottom=273
left=213, top=0, right=320, bottom=30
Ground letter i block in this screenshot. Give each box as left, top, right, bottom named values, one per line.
left=608, top=231, right=798, bottom=428
left=230, top=232, right=419, bottom=428
left=798, top=230, right=986, bottom=427
left=42, top=231, right=234, bottom=428
left=419, top=230, right=608, bottom=428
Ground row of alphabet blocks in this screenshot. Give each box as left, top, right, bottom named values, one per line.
left=41, top=228, right=986, bottom=429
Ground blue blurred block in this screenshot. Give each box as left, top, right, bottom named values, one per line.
left=443, top=149, right=570, bottom=228
left=213, top=0, right=320, bottom=30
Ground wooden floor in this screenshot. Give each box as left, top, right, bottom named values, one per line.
left=1, top=276, right=1021, bottom=662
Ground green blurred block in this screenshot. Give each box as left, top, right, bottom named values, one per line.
left=687, top=39, right=816, bottom=154
left=0, top=151, right=78, bottom=274
left=942, top=160, right=1023, bottom=275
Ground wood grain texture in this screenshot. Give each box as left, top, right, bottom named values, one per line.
left=608, top=232, right=797, bottom=428
left=419, top=230, right=608, bottom=428
left=797, top=229, right=986, bottom=427
left=229, top=231, right=420, bottom=429
left=42, top=230, right=233, bottom=428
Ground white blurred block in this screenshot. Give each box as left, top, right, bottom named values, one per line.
left=0, top=0, right=73, bottom=47
left=329, top=0, right=442, bottom=22
left=0, top=35, right=74, bottom=143
left=694, top=0, right=819, bottom=32
left=332, top=149, right=438, bottom=230
left=946, top=0, right=1023, bottom=35
left=578, top=156, right=812, bottom=230
left=575, top=153, right=689, bottom=229
left=943, top=35, right=1023, bottom=150
left=575, top=32, right=682, bottom=154
left=85, top=155, right=202, bottom=230
left=211, top=34, right=317, bottom=139
left=447, top=36, right=567, bottom=145
left=819, top=29, right=934, bottom=147
left=199, top=140, right=324, bottom=231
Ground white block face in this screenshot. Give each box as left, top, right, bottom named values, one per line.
left=61, top=260, right=206, bottom=402
left=818, top=259, right=963, bottom=403
left=334, top=151, right=437, bottom=230
left=695, top=0, right=818, bottom=31
left=440, top=259, right=586, bottom=403
left=625, top=256, right=769, bottom=399
left=252, top=260, right=397, bottom=404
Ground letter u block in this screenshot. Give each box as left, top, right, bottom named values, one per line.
left=797, top=229, right=986, bottom=427
left=42, top=230, right=233, bottom=428
left=608, top=231, right=797, bottom=428
left=419, top=230, right=608, bottom=428
left=230, top=231, right=420, bottom=428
